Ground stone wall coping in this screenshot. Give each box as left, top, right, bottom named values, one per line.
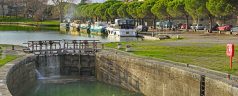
left=98, top=49, right=238, bottom=87
left=0, top=54, right=34, bottom=96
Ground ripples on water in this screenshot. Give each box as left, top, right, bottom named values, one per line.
left=0, top=31, right=142, bottom=45
left=24, top=81, right=142, bottom=96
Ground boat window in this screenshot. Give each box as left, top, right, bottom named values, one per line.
left=120, top=24, right=134, bottom=29
left=126, top=20, right=134, bottom=25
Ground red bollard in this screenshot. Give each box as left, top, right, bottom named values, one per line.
left=226, top=44, right=234, bottom=69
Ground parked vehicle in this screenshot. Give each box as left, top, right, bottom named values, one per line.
left=180, top=24, right=190, bottom=29
left=163, top=21, right=173, bottom=28
left=156, top=21, right=173, bottom=29
left=230, top=26, right=238, bottom=35
left=136, top=25, right=148, bottom=32
left=217, top=25, right=232, bottom=31
left=212, top=24, right=219, bottom=31
left=190, top=24, right=205, bottom=30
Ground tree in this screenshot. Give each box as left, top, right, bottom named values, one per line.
left=127, top=1, right=143, bottom=25
left=140, top=0, right=157, bottom=28
left=185, top=0, right=208, bottom=23
left=87, top=3, right=100, bottom=21
left=95, top=4, right=107, bottom=21
left=64, top=3, right=76, bottom=20
left=51, top=0, right=72, bottom=22
left=151, top=0, right=172, bottom=20
left=206, top=0, right=237, bottom=17
left=21, top=0, right=48, bottom=21
left=137, top=3, right=147, bottom=25
left=117, top=3, right=130, bottom=18
left=76, top=4, right=89, bottom=22
left=206, top=0, right=237, bottom=25
left=0, top=0, right=6, bottom=17
left=185, top=0, right=213, bottom=32
left=107, top=2, right=122, bottom=20
left=95, top=0, right=118, bottom=22
left=167, top=0, right=189, bottom=31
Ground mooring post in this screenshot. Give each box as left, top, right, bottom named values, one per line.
left=102, top=44, right=104, bottom=49
left=93, top=41, right=97, bottom=52
left=73, top=40, right=76, bottom=53
left=39, top=41, right=43, bottom=55
left=31, top=41, right=34, bottom=52
left=49, top=40, right=53, bottom=54
left=35, top=43, right=38, bottom=50
left=45, top=43, right=48, bottom=55
left=12, top=45, right=14, bottom=50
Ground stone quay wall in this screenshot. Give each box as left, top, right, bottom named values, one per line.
left=96, top=49, right=238, bottom=96
left=0, top=55, right=36, bottom=96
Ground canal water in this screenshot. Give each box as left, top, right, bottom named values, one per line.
left=24, top=81, right=141, bottom=96
left=0, top=31, right=141, bottom=45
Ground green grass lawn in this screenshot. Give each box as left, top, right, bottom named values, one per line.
left=0, top=16, right=32, bottom=22
left=0, top=16, right=60, bottom=31
left=0, top=45, right=18, bottom=67
left=39, top=20, right=60, bottom=25
left=105, top=40, right=238, bottom=75
left=0, top=55, right=18, bottom=67
left=0, top=16, right=60, bottom=25
left=0, top=25, right=59, bottom=31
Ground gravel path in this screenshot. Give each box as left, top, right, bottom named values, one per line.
left=159, top=33, right=238, bottom=47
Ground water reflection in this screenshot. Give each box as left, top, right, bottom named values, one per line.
left=0, top=31, right=142, bottom=46
left=108, top=35, right=143, bottom=42
left=23, top=81, right=142, bottom=96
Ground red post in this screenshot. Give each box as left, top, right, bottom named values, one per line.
left=226, top=44, right=234, bottom=70
left=230, top=56, right=233, bottom=69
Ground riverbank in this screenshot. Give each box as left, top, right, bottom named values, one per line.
left=0, top=25, right=59, bottom=31
left=0, top=45, right=25, bottom=67
left=0, top=20, right=60, bottom=31
left=105, top=33, right=238, bottom=75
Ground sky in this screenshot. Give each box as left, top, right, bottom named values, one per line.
left=48, top=0, right=105, bottom=4
left=76, top=0, right=105, bottom=3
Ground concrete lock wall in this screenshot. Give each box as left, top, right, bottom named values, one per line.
left=0, top=55, right=37, bottom=96
left=96, top=50, right=238, bottom=96
left=36, top=54, right=95, bottom=76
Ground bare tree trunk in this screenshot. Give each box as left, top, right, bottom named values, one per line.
left=209, top=15, right=213, bottom=33
left=185, top=15, right=189, bottom=32
left=52, top=0, right=67, bottom=23
left=24, top=0, right=28, bottom=18
left=1, top=5, right=5, bottom=17
left=168, top=16, right=171, bottom=22
left=142, top=18, right=144, bottom=26
left=153, top=16, right=156, bottom=29
left=223, top=16, right=226, bottom=24
left=1, top=0, right=5, bottom=18
left=59, top=4, right=63, bottom=23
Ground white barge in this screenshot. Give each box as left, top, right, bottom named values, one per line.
left=106, top=19, right=137, bottom=37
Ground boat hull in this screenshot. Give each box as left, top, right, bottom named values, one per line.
left=107, top=28, right=137, bottom=37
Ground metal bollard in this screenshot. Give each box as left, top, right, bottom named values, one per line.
left=125, top=44, right=132, bottom=52
left=101, top=44, right=104, bottom=49
left=117, top=43, right=122, bottom=49
left=12, top=45, right=15, bottom=50
left=177, top=35, right=180, bottom=39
